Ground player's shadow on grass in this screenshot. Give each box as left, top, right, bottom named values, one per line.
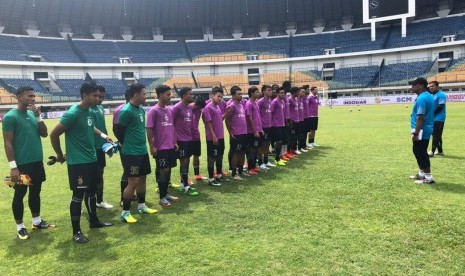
left=438, top=155, right=465, bottom=161
left=55, top=231, right=118, bottom=262
left=429, top=182, right=465, bottom=195
left=6, top=229, right=55, bottom=257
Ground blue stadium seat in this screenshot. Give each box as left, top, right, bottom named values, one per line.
left=379, top=61, right=433, bottom=86
left=332, top=65, right=380, bottom=87
left=1, top=78, right=48, bottom=93
left=20, top=37, right=81, bottom=63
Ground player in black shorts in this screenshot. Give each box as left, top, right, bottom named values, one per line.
left=115, top=84, right=157, bottom=224
left=51, top=81, right=113, bottom=243
left=3, top=86, right=55, bottom=240
left=147, top=85, right=180, bottom=207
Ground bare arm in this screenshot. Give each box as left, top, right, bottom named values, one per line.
left=29, top=105, right=47, bottom=137
left=50, top=123, right=67, bottom=163
left=94, top=127, right=113, bottom=143
left=3, top=132, right=20, bottom=182
left=146, top=128, right=156, bottom=157
left=412, top=115, right=424, bottom=141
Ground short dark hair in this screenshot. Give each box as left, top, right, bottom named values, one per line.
left=16, top=86, right=34, bottom=97
left=127, top=83, right=145, bottom=99
left=156, top=85, right=171, bottom=97
left=290, top=86, right=300, bottom=95
left=179, top=87, right=192, bottom=98
left=124, top=88, right=130, bottom=102
left=212, top=86, right=224, bottom=95
left=248, top=86, right=259, bottom=97
left=96, top=85, right=106, bottom=93
left=311, top=86, right=317, bottom=91
left=282, top=81, right=292, bottom=92
left=278, top=86, right=285, bottom=92
left=429, top=81, right=439, bottom=87
left=80, top=81, right=97, bottom=99
left=230, top=86, right=242, bottom=96
left=261, top=84, right=271, bottom=92
left=303, top=85, right=309, bottom=90
left=194, top=96, right=206, bottom=108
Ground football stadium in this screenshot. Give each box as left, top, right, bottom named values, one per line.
left=0, top=0, right=465, bottom=274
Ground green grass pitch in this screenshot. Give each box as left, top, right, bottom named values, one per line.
left=0, top=103, right=464, bottom=275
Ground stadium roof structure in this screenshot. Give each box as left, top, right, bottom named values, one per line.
left=0, top=0, right=462, bottom=40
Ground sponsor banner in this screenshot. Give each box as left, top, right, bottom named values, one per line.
left=447, top=93, right=465, bottom=102
left=322, top=93, right=465, bottom=106
left=45, top=111, right=67, bottom=119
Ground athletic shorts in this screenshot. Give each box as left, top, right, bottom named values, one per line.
left=304, top=117, right=311, bottom=133
left=121, top=153, right=152, bottom=177
left=177, top=141, right=193, bottom=159
left=155, top=149, right=177, bottom=169
left=18, top=161, right=46, bottom=184
left=231, top=134, right=248, bottom=152
left=191, top=140, right=201, bottom=157
left=262, top=128, right=272, bottom=142
left=207, top=139, right=225, bottom=157
left=67, top=162, right=98, bottom=191
left=247, top=133, right=261, bottom=148
left=270, top=127, right=285, bottom=143
left=96, top=148, right=106, bottom=168
left=309, top=117, right=319, bottom=131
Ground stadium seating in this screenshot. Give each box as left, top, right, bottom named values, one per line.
left=115, top=41, right=189, bottom=63
left=187, top=37, right=290, bottom=61
left=0, top=87, right=16, bottom=104
left=332, top=65, right=380, bottom=88
left=1, top=78, right=48, bottom=93
left=378, top=61, right=433, bottom=86
left=386, top=16, right=465, bottom=49
left=20, top=37, right=81, bottom=63
left=428, top=57, right=465, bottom=83
left=0, top=36, right=30, bottom=61
left=53, top=79, right=86, bottom=97
left=93, top=79, right=128, bottom=99
left=196, top=74, right=249, bottom=93
left=72, top=40, right=119, bottom=63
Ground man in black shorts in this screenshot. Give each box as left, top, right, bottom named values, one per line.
left=191, top=97, right=207, bottom=181
left=172, top=87, right=199, bottom=196
left=3, top=86, right=55, bottom=240
left=115, top=84, right=157, bottom=223
left=51, top=81, right=113, bottom=243
left=147, top=85, right=180, bottom=207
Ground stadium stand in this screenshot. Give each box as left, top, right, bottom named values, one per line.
left=1, top=78, right=48, bottom=93
left=378, top=60, right=434, bottom=86
left=53, top=79, right=86, bottom=97
left=0, top=87, right=16, bottom=104
left=72, top=40, right=119, bottom=63
left=196, top=74, right=249, bottom=93
left=331, top=65, right=380, bottom=88
left=92, top=79, right=128, bottom=99
left=20, top=37, right=81, bottom=63
left=386, top=16, right=465, bottom=49
left=115, top=41, right=189, bottom=63
left=0, top=36, right=30, bottom=61
left=429, top=57, right=465, bottom=83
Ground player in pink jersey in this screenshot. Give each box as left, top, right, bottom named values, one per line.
left=190, top=97, right=207, bottom=181
left=257, top=85, right=275, bottom=170
left=297, top=87, right=309, bottom=153
left=147, top=85, right=180, bottom=207
left=270, top=87, right=287, bottom=166
left=224, top=86, right=248, bottom=180
left=171, top=87, right=199, bottom=196
left=307, top=86, right=320, bottom=148
left=203, top=87, right=229, bottom=186
left=245, top=86, right=263, bottom=175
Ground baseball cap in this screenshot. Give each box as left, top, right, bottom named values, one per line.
left=408, top=77, right=428, bottom=86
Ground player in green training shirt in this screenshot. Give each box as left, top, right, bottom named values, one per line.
left=91, top=85, right=113, bottom=209
left=50, top=81, right=114, bottom=243
left=114, top=83, right=157, bottom=223
left=2, top=86, right=55, bottom=240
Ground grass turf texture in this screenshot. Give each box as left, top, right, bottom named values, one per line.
left=1, top=103, right=465, bottom=275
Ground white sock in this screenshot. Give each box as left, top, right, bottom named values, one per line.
left=217, top=174, right=222, bottom=178
left=121, top=210, right=130, bottom=215
left=425, top=173, right=432, bottom=180
left=32, top=216, right=41, bottom=226
left=419, top=170, right=425, bottom=177
left=17, top=223, right=25, bottom=231
left=137, top=203, right=146, bottom=209
left=209, top=178, right=215, bottom=182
